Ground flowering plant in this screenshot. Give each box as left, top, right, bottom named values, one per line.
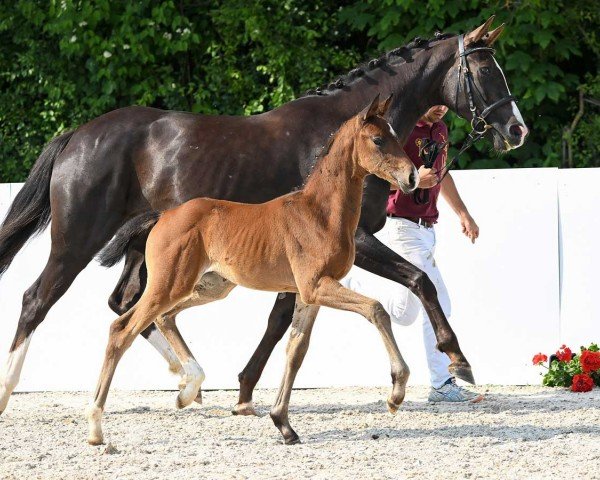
left=532, top=343, right=600, bottom=392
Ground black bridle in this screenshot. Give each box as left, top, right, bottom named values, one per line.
left=413, top=34, right=518, bottom=204
left=455, top=34, right=517, bottom=138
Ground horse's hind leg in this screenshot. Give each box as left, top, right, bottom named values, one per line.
left=0, top=232, right=121, bottom=414
left=235, top=293, right=295, bottom=416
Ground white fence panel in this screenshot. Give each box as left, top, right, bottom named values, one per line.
left=558, top=168, right=600, bottom=348
left=0, top=167, right=593, bottom=391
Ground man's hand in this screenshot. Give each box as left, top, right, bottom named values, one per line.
left=460, top=213, right=479, bottom=244
left=417, top=165, right=438, bottom=189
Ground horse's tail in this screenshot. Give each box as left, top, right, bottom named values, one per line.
left=97, top=211, right=161, bottom=267
left=0, top=130, right=75, bottom=279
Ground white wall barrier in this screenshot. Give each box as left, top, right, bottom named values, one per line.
left=0, top=168, right=596, bottom=391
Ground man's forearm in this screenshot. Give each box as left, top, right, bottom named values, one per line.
left=440, top=173, right=470, bottom=218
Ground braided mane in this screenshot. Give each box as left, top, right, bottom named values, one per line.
left=302, top=32, right=456, bottom=97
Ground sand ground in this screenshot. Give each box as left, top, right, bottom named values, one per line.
left=1, top=386, right=600, bottom=479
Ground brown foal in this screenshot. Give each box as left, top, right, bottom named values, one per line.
left=86, top=95, right=419, bottom=445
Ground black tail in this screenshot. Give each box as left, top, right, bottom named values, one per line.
left=0, top=130, right=75, bottom=279
left=97, top=211, right=160, bottom=267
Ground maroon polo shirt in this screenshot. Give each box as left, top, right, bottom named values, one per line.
left=386, top=120, right=448, bottom=223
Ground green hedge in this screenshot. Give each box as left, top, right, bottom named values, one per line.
left=1, top=0, right=598, bottom=182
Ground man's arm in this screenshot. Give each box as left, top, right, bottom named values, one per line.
left=440, top=172, right=479, bottom=243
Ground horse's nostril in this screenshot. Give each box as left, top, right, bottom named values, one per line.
left=509, top=123, right=526, bottom=138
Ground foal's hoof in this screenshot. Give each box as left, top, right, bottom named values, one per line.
left=449, top=362, right=476, bottom=385
left=386, top=398, right=401, bottom=415
left=88, top=435, right=104, bottom=446
left=232, top=402, right=259, bottom=417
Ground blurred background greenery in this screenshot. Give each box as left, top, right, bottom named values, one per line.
left=0, top=0, right=598, bottom=181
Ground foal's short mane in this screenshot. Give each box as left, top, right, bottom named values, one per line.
left=303, top=32, right=457, bottom=97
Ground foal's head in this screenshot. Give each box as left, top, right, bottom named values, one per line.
left=353, top=95, right=418, bottom=193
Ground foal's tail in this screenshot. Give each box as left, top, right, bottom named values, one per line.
left=97, top=211, right=160, bottom=267
left=0, top=130, right=75, bottom=279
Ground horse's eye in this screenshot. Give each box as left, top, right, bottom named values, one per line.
left=480, top=66, right=491, bottom=76
left=373, top=137, right=384, bottom=147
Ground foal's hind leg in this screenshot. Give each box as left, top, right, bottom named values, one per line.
left=156, top=272, right=237, bottom=407
left=106, top=236, right=186, bottom=378
left=270, top=296, right=320, bottom=445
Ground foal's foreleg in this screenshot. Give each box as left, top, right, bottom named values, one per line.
left=270, top=296, right=320, bottom=445
left=302, top=276, right=409, bottom=413
left=235, top=292, right=296, bottom=416
left=354, top=228, right=473, bottom=384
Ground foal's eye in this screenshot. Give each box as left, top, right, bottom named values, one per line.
left=480, top=66, right=491, bottom=76
left=373, top=137, right=384, bottom=147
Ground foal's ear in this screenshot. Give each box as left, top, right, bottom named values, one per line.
left=361, top=94, right=381, bottom=122
left=379, top=94, right=393, bottom=116
left=465, top=15, right=495, bottom=45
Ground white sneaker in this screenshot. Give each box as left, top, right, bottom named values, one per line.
left=428, top=378, right=484, bottom=403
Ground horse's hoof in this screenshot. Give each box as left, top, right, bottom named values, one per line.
left=231, top=402, right=259, bottom=417
left=284, top=435, right=301, bottom=445
left=449, top=363, right=475, bottom=385
left=386, top=399, right=400, bottom=415
left=194, top=390, right=203, bottom=405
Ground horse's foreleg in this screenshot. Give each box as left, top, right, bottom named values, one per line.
left=269, top=296, right=319, bottom=445
left=234, top=292, right=295, bottom=416
left=354, top=228, right=474, bottom=384
left=300, top=276, right=410, bottom=414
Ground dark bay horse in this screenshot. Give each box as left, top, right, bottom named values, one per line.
left=0, top=17, right=527, bottom=414
left=87, top=96, right=418, bottom=445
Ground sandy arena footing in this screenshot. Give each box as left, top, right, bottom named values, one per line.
left=1, top=386, right=599, bottom=479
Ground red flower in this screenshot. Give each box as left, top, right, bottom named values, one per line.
left=571, top=373, right=595, bottom=392
left=532, top=353, right=548, bottom=365
left=580, top=350, right=600, bottom=373
left=556, top=345, right=573, bottom=363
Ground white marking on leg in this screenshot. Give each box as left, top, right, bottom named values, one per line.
left=86, top=403, right=104, bottom=445
left=176, top=359, right=205, bottom=409
left=147, top=328, right=184, bottom=376
left=0, top=336, right=33, bottom=413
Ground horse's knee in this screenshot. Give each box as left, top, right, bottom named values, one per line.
left=407, top=270, right=431, bottom=297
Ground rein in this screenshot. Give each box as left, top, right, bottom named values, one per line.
left=413, top=34, right=518, bottom=204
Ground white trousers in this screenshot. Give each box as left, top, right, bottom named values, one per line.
left=340, top=217, right=452, bottom=388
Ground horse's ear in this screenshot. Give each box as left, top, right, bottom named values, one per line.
left=379, top=94, right=393, bottom=116
left=465, top=15, right=495, bottom=45
left=484, top=23, right=505, bottom=45
left=361, top=94, right=381, bottom=121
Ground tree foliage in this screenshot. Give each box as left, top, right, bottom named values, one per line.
left=0, top=0, right=598, bottom=181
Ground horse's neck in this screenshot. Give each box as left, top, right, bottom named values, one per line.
left=314, top=44, right=454, bottom=144
left=301, top=132, right=364, bottom=235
